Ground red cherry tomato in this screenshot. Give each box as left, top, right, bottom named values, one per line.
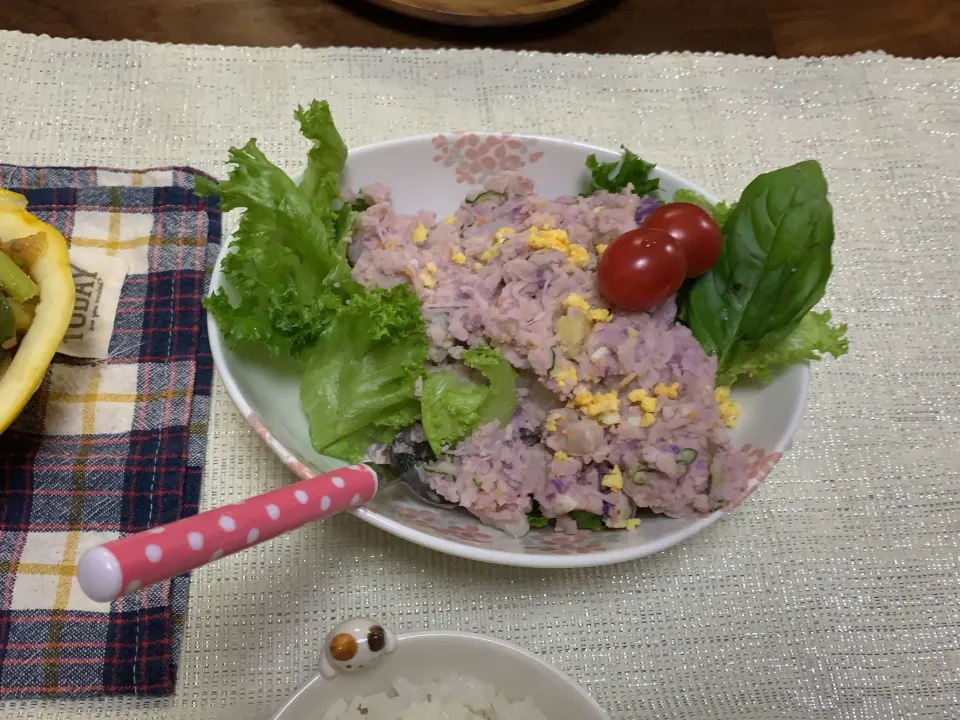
left=642, top=202, right=722, bottom=277
left=597, top=229, right=687, bottom=312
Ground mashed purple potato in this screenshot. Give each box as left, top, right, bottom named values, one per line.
left=350, top=172, right=749, bottom=536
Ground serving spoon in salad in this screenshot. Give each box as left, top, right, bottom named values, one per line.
left=77, top=430, right=454, bottom=603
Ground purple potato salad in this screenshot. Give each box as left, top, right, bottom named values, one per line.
left=201, top=101, right=848, bottom=537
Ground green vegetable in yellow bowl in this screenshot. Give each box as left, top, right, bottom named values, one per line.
left=0, top=189, right=76, bottom=434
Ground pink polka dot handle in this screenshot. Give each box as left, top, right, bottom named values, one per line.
left=77, top=464, right=381, bottom=603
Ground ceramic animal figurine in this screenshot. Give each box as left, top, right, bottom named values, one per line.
left=319, top=617, right=397, bottom=679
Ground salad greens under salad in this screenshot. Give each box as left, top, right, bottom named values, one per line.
left=202, top=100, right=847, bottom=466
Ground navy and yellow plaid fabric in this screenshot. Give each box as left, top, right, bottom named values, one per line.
left=0, top=165, right=220, bottom=696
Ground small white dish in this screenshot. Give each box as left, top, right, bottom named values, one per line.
left=208, top=133, right=809, bottom=568
left=271, top=617, right=608, bottom=720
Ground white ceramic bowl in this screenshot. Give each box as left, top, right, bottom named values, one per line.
left=209, top=133, right=809, bottom=568
left=272, top=618, right=608, bottom=720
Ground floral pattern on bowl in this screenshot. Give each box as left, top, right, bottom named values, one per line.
left=728, top=446, right=785, bottom=510
left=432, top=133, right=544, bottom=184
left=210, top=132, right=810, bottom=568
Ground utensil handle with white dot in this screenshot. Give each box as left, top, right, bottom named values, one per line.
left=77, top=464, right=381, bottom=603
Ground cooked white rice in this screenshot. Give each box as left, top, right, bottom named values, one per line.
left=321, top=675, right=549, bottom=720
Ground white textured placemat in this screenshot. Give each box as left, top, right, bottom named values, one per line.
left=1, top=30, right=958, bottom=720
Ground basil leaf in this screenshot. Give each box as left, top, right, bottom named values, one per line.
left=684, top=160, right=835, bottom=374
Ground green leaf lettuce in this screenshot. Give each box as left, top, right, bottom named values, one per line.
left=717, top=310, right=849, bottom=385
left=421, top=345, right=518, bottom=454
left=199, top=100, right=358, bottom=357
left=672, top=188, right=737, bottom=228
left=300, top=285, right=429, bottom=463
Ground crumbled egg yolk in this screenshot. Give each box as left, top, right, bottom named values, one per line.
left=627, top=328, right=639, bottom=338
left=554, top=451, right=570, bottom=462
left=573, top=387, right=594, bottom=407
left=474, top=262, right=483, bottom=271
left=527, top=225, right=570, bottom=253
left=562, top=293, right=590, bottom=311
left=419, top=272, right=437, bottom=289
left=640, top=412, right=656, bottom=428
left=479, top=245, right=501, bottom=263
left=493, top=227, right=515, bottom=244
left=443, top=215, right=457, bottom=225
left=567, top=244, right=590, bottom=268
left=552, top=366, right=578, bottom=389
left=628, top=389, right=658, bottom=413
left=655, top=382, right=679, bottom=400
left=596, top=244, right=608, bottom=255
left=545, top=412, right=563, bottom=432
left=425, top=261, right=437, bottom=274
left=625, top=518, right=641, bottom=531
left=451, top=252, right=467, bottom=265
left=412, top=223, right=429, bottom=245
left=527, top=226, right=570, bottom=253
left=715, top=388, right=740, bottom=428
left=719, top=401, right=741, bottom=428
left=562, top=294, right=612, bottom=323
left=601, top=465, right=623, bottom=492
left=584, top=391, right=619, bottom=419
left=525, top=226, right=592, bottom=269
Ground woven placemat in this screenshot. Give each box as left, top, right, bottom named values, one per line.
left=0, top=31, right=957, bottom=719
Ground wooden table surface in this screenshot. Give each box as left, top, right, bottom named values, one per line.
left=2, top=0, right=959, bottom=57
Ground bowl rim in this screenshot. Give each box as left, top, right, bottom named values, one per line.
left=270, top=629, right=610, bottom=720
left=208, top=132, right=811, bottom=568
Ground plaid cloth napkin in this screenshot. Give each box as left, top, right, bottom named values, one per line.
left=0, top=165, right=220, bottom=696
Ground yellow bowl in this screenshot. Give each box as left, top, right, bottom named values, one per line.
left=0, top=189, right=76, bottom=434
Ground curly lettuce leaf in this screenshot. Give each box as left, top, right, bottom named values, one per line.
left=718, top=310, right=849, bottom=385
left=586, top=146, right=660, bottom=196
left=300, top=285, right=428, bottom=462
left=672, top=189, right=737, bottom=228
left=199, top=100, right=358, bottom=357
